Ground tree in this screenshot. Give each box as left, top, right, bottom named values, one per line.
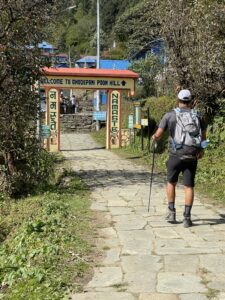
left=114, top=0, right=160, bottom=57
left=130, top=55, right=163, bottom=98
left=0, top=0, right=58, bottom=196
left=154, top=0, right=225, bottom=118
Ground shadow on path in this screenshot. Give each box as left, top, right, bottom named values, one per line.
left=61, top=147, right=105, bottom=152
left=76, top=169, right=166, bottom=189
left=193, top=215, right=225, bottom=226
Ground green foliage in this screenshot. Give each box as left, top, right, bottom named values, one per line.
left=145, top=96, right=176, bottom=124
left=196, top=100, right=225, bottom=201
left=0, top=0, right=60, bottom=197
left=100, top=0, right=139, bottom=34
left=54, top=3, right=96, bottom=56
left=114, top=0, right=160, bottom=57
left=53, top=0, right=144, bottom=56
left=0, top=172, right=92, bottom=299
left=105, top=46, right=126, bottom=60
left=0, top=148, right=55, bottom=198
left=155, top=0, right=225, bottom=117
left=130, top=55, right=164, bottom=98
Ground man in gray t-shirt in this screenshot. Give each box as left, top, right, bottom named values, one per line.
left=152, top=89, right=207, bottom=228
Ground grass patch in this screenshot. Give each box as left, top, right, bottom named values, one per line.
left=0, top=169, right=93, bottom=300
left=91, top=127, right=106, bottom=147
left=205, top=288, right=219, bottom=299
left=111, top=282, right=128, bottom=292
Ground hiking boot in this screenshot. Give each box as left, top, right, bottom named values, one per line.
left=165, top=208, right=176, bottom=223
left=183, top=215, right=192, bottom=228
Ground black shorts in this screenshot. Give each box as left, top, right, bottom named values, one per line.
left=166, top=155, right=198, bottom=187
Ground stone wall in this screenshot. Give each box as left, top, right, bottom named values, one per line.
left=60, top=113, right=95, bottom=133
left=121, top=129, right=134, bottom=147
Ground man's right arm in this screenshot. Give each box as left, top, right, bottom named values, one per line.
left=152, top=113, right=169, bottom=141
left=152, top=128, right=164, bottom=141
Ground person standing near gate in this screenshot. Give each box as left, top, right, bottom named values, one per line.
left=71, top=94, right=76, bottom=113
left=152, top=89, right=207, bottom=227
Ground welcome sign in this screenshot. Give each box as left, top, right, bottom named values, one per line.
left=41, top=76, right=135, bottom=92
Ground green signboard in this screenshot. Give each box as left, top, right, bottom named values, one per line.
left=128, top=114, right=134, bottom=129
left=41, top=125, right=51, bottom=139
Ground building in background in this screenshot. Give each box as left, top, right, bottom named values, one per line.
left=38, top=41, right=69, bottom=67
left=130, top=39, right=165, bottom=61
left=75, top=56, right=130, bottom=71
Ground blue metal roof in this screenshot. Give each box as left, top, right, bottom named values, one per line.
left=75, top=57, right=130, bottom=70
left=100, top=60, right=130, bottom=70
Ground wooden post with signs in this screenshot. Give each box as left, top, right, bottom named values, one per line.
left=47, top=89, right=60, bottom=152
left=107, top=90, right=121, bottom=149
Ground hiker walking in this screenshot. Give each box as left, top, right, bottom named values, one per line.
left=152, top=89, right=207, bottom=227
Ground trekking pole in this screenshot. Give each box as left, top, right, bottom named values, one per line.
left=148, top=140, right=156, bottom=212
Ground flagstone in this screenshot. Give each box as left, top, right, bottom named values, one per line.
left=157, top=273, right=207, bottom=293
left=72, top=292, right=136, bottom=300
left=179, top=294, right=208, bottom=300
left=139, top=294, right=178, bottom=300
left=87, top=267, right=123, bottom=288
left=164, top=255, right=199, bottom=273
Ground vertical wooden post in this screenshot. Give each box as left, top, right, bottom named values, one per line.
left=45, top=88, right=50, bottom=152
left=56, top=88, right=60, bottom=151
left=119, top=90, right=122, bottom=148
left=107, top=90, right=121, bottom=149
left=141, top=125, right=144, bottom=151
left=106, top=90, right=111, bottom=150
left=147, top=107, right=151, bottom=152
left=48, top=89, right=60, bottom=152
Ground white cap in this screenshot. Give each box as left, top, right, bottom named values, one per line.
left=178, top=89, right=192, bottom=101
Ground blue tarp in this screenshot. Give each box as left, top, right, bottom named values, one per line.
left=38, top=41, right=55, bottom=50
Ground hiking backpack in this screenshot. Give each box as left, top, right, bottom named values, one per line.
left=172, top=108, right=201, bottom=150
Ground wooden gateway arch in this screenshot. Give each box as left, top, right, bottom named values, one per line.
left=40, top=67, right=139, bottom=152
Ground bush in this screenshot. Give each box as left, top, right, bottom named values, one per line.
left=0, top=146, right=55, bottom=198
left=145, top=96, right=176, bottom=123
left=145, top=96, right=176, bottom=152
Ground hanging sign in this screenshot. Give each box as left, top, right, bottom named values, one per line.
left=93, top=111, right=107, bottom=121
left=48, top=89, right=59, bottom=152
left=141, top=119, right=149, bottom=126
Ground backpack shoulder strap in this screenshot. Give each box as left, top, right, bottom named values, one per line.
left=174, top=108, right=181, bottom=114
left=191, top=109, right=200, bottom=121
left=191, top=108, right=197, bottom=115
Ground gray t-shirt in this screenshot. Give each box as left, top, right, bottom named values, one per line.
left=159, top=108, right=207, bottom=155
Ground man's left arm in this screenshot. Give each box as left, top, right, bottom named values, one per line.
left=197, top=118, right=207, bottom=159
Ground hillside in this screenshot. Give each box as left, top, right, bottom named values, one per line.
left=52, top=0, right=145, bottom=59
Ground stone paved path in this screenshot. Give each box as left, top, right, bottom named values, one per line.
left=61, top=133, right=225, bottom=300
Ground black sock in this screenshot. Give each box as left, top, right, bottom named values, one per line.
left=184, top=205, right=192, bottom=217
left=168, top=202, right=175, bottom=211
